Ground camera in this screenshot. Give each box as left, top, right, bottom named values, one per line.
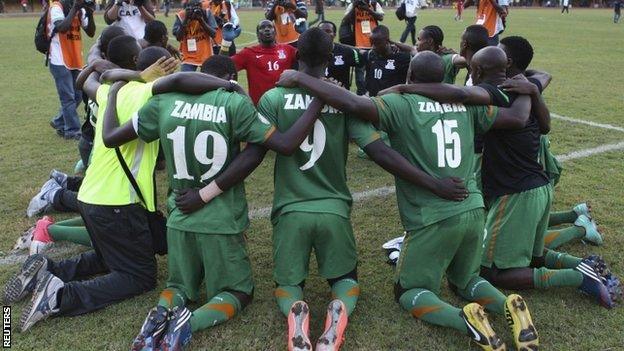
left=185, top=1, right=205, bottom=19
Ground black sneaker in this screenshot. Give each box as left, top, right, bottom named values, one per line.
left=4, top=254, right=48, bottom=303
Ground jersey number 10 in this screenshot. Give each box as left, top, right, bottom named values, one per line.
left=167, top=126, right=228, bottom=181
left=431, top=119, right=461, bottom=168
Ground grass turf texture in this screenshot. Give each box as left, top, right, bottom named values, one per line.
left=1, top=7, right=624, bottom=350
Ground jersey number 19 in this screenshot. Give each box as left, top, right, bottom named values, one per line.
left=167, top=126, right=228, bottom=181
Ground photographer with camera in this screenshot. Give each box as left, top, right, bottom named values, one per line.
left=206, top=0, right=240, bottom=56
left=342, top=0, right=383, bottom=95
left=173, top=0, right=218, bottom=71
left=104, top=0, right=155, bottom=40
left=47, top=0, right=96, bottom=140
left=265, top=0, right=307, bottom=46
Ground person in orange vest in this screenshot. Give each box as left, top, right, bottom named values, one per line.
left=173, top=0, right=218, bottom=71
left=342, top=0, right=383, bottom=95
left=48, top=0, right=96, bottom=140
left=265, top=0, right=307, bottom=46
left=205, top=0, right=239, bottom=55
left=464, top=0, right=506, bottom=46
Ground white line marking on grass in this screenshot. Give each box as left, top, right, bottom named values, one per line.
left=2, top=127, right=624, bottom=266
left=556, top=141, right=624, bottom=162
left=551, top=113, right=624, bottom=133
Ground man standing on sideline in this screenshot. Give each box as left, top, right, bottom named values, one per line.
left=173, top=0, right=217, bottom=71
left=309, top=0, right=324, bottom=25
left=206, top=0, right=239, bottom=55
left=398, top=0, right=424, bottom=45
left=561, top=0, right=569, bottom=13
left=48, top=0, right=96, bottom=140
left=464, top=0, right=506, bottom=46
left=614, top=0, right=621, bottom=23
left=104, top=0, right=155, bottom=39
left=342, top=0, right=383, bottom=95
left=230, top=19, right=297, bottom=105
left=265, top=0, right=307, bottom=46
left=319, top=21, right=363, bottom=90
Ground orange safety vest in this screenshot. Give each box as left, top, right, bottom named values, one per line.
left=272, top=0, right=299, bottom=44
left=207, top=0, right=231, bottom=45
left=354, top=5, right=377, bottom=49
left=476, top=0, right=498, bottom=37
left=177, top=10, right=213, bottom=66
left=49, top=2, right=84, bottom=69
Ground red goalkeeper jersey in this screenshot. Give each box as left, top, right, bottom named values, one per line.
left=231, top=43, right=297, bottom=105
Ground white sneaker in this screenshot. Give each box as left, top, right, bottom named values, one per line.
left=26, top=179, right=61, bottom=218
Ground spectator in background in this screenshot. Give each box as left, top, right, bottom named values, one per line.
left=21, top=0, right=28, bottom=12
left=309, top=0, right=325, bottom=26
left=455, top=0, right=463, bottom=20
left=173, top=0, right=217, bottom=71
left=614, top=0, right=621, bottom=23
left=104, top=0, right=155, bottom=40
left=342, top=0, right=383, bottom=95
left=561, top=0, right=570, bottom=13
left=319, top=20, right=363, bottom=90
left=163, top=0, right=170, bottom=16
left=48, top=0, right=96, bottom=140
left=465, top=0, right=506, bottom=45
left=265, top=0, right=307, bottom=46
left=398, top=0, right=424, bottom=45
left=206, top=0, right=240, bottom=55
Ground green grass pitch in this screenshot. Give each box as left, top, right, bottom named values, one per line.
left=0, top=7, right=623, bottom=350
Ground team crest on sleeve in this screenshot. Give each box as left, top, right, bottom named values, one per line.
left=334, top=55, right=344, bottom=65
left=277, top=50, right=286, bottom=59
left=385, top=60, right=396, bottom=70
left=257, top=113, right=271, bottom=125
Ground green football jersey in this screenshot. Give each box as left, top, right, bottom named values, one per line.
left=441, top=54, right=460, bottom=85
left=135, top=88, right=275, bottom=234
left=258, top=87, right=380, bottom=221
left=372, top=93, right=499, bottom=231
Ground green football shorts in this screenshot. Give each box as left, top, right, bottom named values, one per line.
left=272, top=211, right=357, bottom=286
left=166, top=229, right=254, bottom=302
left=481, top=184, right=553, bottom=269
left=395, top=208, right=486, bottom=294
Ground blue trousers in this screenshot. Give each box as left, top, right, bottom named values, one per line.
left=49, top=64, right=82, bottom=135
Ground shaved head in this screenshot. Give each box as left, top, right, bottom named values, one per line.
left=470, top=46, right=508, bottom=84
left=408, top=51, right=444, bottom=84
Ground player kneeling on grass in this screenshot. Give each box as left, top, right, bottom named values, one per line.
left=100, top=54, right=339, bottom=350
left=387, top=46, right=622, bottom=309
left=277, top=51, right=540, bottom=351
left=188, top=28, right=467, bottom=351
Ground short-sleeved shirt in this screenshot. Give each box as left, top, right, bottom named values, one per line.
left=441, top=53, right=460, bottom=84
left=134, top=89, right=275, bottom=234
left=231, top=43, right=297, bottom=105
left=363, top=49, right=411, bottom=97
left=479, top=82, right=549, bottom=199
left=372, top=93, right=499, bottom=230
left=110, top=1, right=147, bottom=39
left=258, top=87, right=380, bottom=220
left=325, top=43, right=362, bottom=91
left=473, top=82, right=509, bottom=153
left=78, top=82, right=158, bottom=211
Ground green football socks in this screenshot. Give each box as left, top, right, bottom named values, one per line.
left=544, top=227, right=585, bottom=249
left=158, top=288, right=186, bottom=309
left=48, top=217, right=92, bottom=247
left=399, top=288, right=467, bottom=333
left=456, top=276, right=506, bottom=316
left=544, top=249, right=583, bottom=269
left=190, top=291, right=241, bottom=332
left=548, top=210, right=578, bottom=227
left=330, top=278, right=360, bottom=316
left=275, top=285, right=304, bottom=317
left=533, top=267, right=583, bottom=289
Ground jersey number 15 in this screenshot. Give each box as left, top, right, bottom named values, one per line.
left=431, top=119, right=461, bottom=168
